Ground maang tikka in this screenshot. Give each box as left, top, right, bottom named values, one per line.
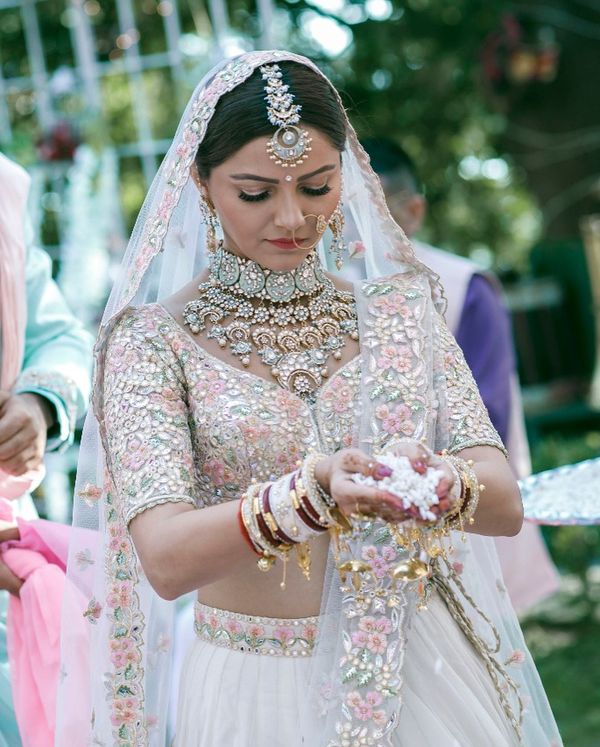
left=260, top=64, right=312, bottom=168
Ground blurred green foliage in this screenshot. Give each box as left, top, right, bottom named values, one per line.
left=0, top=0, right=553, bottom=268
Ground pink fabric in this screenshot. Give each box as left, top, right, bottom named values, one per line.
left=0, top=508, right=85, bottom=747
left=0, top=153, right=45, bottom=499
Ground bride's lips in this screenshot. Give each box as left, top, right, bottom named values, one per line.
left=267, top=238, right=303, bottom=250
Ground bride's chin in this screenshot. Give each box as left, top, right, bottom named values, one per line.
left=255, top=246, right=315, bottom=272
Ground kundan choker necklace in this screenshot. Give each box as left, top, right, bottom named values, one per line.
left=182, top=244, right=358, bottom=401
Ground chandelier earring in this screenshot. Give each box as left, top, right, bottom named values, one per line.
left=328, top=203, right=346, bottom=270
left=199, top=191, right=221, bottom=254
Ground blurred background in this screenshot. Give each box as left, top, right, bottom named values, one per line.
left=1, top=0, right=600, bottom=742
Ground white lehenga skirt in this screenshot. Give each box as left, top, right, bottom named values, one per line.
left=175, top=594, right=517, bottom=747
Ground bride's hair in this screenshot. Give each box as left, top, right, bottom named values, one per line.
left=195, top=61, right=347, bottom=179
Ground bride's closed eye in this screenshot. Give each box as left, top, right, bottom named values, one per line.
left=237, top=183, right=332, bottom=203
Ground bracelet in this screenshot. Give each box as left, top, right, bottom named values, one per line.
left=238, top=497, right=261, bottom=556
left=262, top=486, right=295, bottom=545
left=237, top=453, right=355, bottom=586
left=301, top=452, right=347, bottom=528
left=442, top=454, right=482, bottom=531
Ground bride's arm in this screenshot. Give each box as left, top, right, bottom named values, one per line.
left=453, top=444, right=523, bottom=537
left=129, top=448, right=411, bottom=601
left=434, top=313, right=523, bottom=537
left=129, top=500, right=249, bottom=600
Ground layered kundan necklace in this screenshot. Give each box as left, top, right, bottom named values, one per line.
left=183, top=244, right=358, bottom=401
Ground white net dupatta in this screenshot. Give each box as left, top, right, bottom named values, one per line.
left=300, top=274, right=561, bottom=746
left=55, top=50, right=561, bottom=747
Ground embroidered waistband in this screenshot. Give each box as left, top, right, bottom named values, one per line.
left=194, top=601, right=319, bottom=657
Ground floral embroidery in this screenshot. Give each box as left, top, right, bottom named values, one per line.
left=374, top=403, right=415, bottom=436
left=15, top=367, right=79, bottom=438
left=103, top=486, right=146, bottom=746
left=79, top=483, right=103, bottom=507
left=95, top=271, right=511, bottom=744
left=195, top=602, right=318, bottom=657
left=436, top=318, right=506, bottom=456
left=505, top=649, right=526, bottom=666
left=75, top=548, right=95, bottom=570
left=83, top=597, right=102, bottom=624
left=348, top=240, right=366, bottom=260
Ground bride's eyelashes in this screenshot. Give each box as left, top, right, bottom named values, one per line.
left=237, top=183, right=332, bottom=203
left=238, top=190, right=269, bottom=203
left=301, top=184, right=332, bottom=197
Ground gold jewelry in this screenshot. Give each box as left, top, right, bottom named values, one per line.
left=291, top=213, right=327, bottom=251
left=328, top=203, right=346, bottom=270
left=199, top=192, right=220, bottom=254
left=442, top=455, right=481, bottom=534
left=182, top=245, right=358, bottom=402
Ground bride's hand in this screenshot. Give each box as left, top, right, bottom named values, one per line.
left=314, top=448, right=412, bottom=524
left=388, top=440, right=457, bottom=520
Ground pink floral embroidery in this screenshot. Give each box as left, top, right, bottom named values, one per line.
left=107, top=581, right=132, bottom=609
left=83, top=597, right=102, bottom=623
left=273, top=626, right=295, bottom=645
left=348, top=240, right=366, bottom=259
left=203, top=457, right=236, bottom=487
left=322, top=383, right=353, bottom=414
left=121, top=439, right=150, bottom=471
left=505, top=649, right=526, bottom=666
left=375, top=403, right=415, bottom=436
left=79, top=483, right=102, bottom=508
left=109, top=638, right=138, bottom=668
left=195, top=607, right=318, bottom=655
left=302, top=622, right=318, bottom=642
left=373, top=291, right=407, bottom=316
left=377, top=344, right=412, bottom=374
left=104, top=487, right=145, bottom=745
left=247, top=623, right=265, bottom=640
left=348, top=690, right=384, bottom=722
left=358, top=616, right=393, bottom=635
left=351, top=630, right=369, bottom=647
left=110, top=696, right=140, bottom=726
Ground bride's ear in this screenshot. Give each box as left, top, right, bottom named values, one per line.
left=190, top=163, right=213, bottom=205
left=190, top=162, right=202, bottom=189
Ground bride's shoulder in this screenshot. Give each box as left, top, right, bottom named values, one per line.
left=103, top=303, right=174, bottom=360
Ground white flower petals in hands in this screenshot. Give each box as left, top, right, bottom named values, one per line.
left=352, top=454, right=445, bottom=522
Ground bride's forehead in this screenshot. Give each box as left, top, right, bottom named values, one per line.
left=218, top=127, right=338, bottom=175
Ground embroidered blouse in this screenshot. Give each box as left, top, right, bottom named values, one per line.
left=102, top=297, right=504, bottom=526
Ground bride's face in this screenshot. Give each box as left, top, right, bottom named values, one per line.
left=202, top=125, right=342, bottom=272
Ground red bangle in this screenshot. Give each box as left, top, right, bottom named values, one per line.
left=263, top=486, right=295, bottom=545
left=291, top=474, right=327, bottom=532
left=237, top=498, right=261, bottom=556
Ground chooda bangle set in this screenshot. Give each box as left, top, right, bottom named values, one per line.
left=239, top=450, right=484, bottom=590
left=238, top=452, right=345, bottom=589
left=440, top=453, right=483, bottom=533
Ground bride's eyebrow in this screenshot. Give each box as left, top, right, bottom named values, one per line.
left=229, top=164, right=337, bottom=185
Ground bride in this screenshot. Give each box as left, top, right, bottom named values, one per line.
left=56, top=51, right=562, bottom=746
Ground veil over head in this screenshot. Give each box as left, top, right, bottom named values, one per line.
left=56, top=51, right=560, bottom=746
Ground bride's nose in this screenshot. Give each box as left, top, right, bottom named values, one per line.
left=273, top=192, right=305, bottom=234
